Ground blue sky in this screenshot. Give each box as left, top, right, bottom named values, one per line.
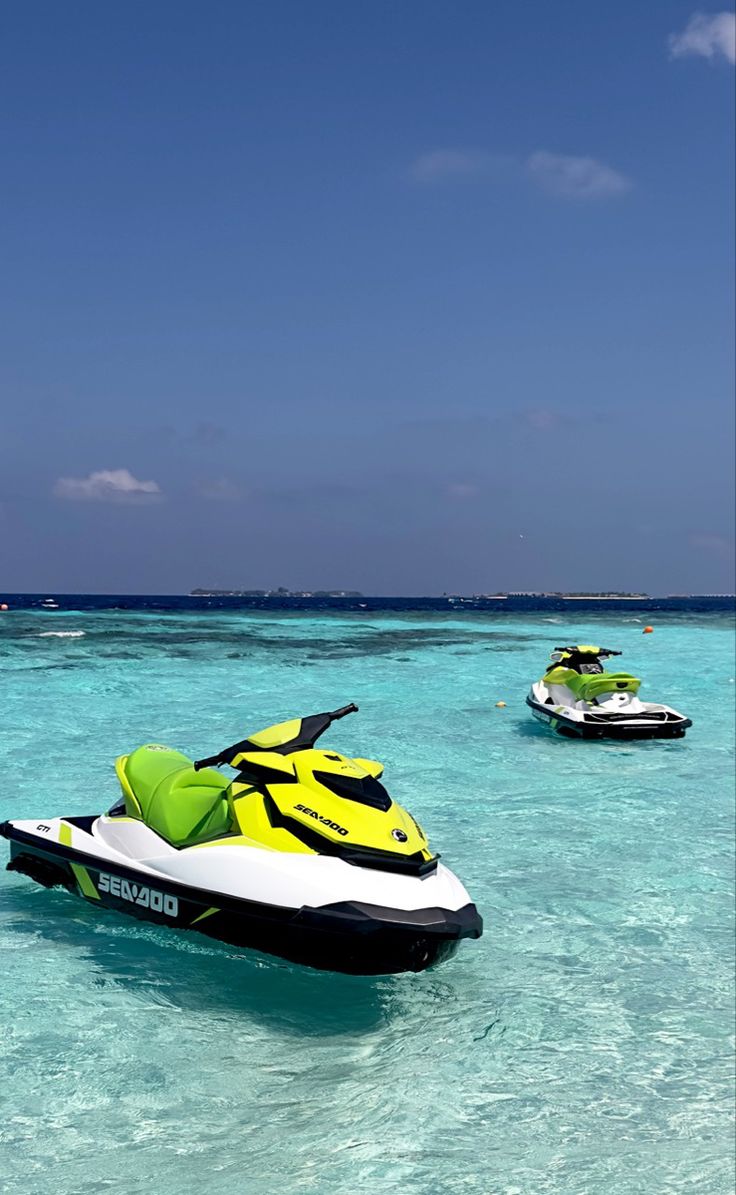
left=1, top=1, right=734, bottom=594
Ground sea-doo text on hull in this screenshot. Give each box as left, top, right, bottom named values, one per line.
left=2, top=705, right=482, bottom=974
left=526, top=645, right=691, bottom=740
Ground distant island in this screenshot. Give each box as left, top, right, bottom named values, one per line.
left=504, top=591, right=650, bottom=599
left=190, top=587, right=364, bottom=598
left=447, top=591, right=651, bottom=600
left=187, top=589, right=734, bottom=602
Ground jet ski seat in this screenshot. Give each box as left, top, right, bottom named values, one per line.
left=565, top=672, right=641, bottom=701
left=115, top=745, right=231, bottom=847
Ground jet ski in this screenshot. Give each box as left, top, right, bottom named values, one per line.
left=1, top=704, right=482, bottom=975
left=526, top=645, right=692, bottom=739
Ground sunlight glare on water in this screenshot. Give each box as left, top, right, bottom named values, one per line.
left=1, top=609, right=734, bottom=1194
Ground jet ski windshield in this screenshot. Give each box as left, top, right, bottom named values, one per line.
left=313, top=770, right=392, bottom=812
left=578, top=660, right=604, bottom=675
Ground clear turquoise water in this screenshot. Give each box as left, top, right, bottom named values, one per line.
left=1, top=609, right=734, bottom=1195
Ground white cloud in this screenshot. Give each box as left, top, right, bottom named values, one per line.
left=54, top=468, right=162, bottom=503
left=669, top=12, right=735, bottom=63
left=409, top=149, right=497, bottom=183
left=410, top=147, right=631, bottom=199
left=526, top=151, right=632, bottom=199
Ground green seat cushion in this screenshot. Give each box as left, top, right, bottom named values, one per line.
left=123, top=745, right=231, bottom=846
left=566, top=672, right=641, bottom=701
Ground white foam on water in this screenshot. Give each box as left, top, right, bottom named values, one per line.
left=37, top=630, right=86, bottom=638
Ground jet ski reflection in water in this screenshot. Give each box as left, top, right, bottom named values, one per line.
left=526, top=645, right=692, bottom=739
left=1, top=705, right=482, bottom=974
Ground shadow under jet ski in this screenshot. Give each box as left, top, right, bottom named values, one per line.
left=2, top=884, right=393, bottom=1036
left=509, top=719, right=551, bottom=740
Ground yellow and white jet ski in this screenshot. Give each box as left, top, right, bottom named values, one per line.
left=1, top=705, right=482, bottom=974
left=527, top=646, right=692, bottom=739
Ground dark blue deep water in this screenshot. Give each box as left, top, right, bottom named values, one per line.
left=3, top=593, right=734, bottom=614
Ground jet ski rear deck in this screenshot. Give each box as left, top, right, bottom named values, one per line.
left=526, top=695, right=691, bottom=739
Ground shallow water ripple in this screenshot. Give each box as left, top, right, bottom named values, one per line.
left=0, top=609, right=733, bottom=1194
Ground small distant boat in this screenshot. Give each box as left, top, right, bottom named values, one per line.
left=41, top=598, right=59, bottom=609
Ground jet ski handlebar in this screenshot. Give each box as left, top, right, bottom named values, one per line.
left=193, top=750, right=231, bottom=771
left=329, top=703, right=359, bottom=720
left=554, top=646, right=621, bottom=657
left=193, top=703, right=359, bottom=771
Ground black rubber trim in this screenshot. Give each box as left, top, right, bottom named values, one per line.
left=298, top=899, right=482, bottom=939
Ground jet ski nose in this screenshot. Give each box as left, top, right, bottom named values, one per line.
left=290, top=899, right=483, bottom=974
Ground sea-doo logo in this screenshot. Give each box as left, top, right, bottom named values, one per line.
left=294, top=803, right=349, bottom=836
left=391, top=828, right=408, bottom=843
left=97, top=872, right=178, bottom=916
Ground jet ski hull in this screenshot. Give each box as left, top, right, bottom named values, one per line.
left=526, top=695, right=692, bottom=740
left=1, top=820, right=482, bottom=975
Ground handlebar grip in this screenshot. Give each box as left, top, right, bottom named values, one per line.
left=193, top=753, right=225, bottom=772
left=329, top=703, right=359, bottom=720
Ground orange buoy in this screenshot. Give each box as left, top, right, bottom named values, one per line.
left=495, top=701, right=507, bottom=708
left=0, top=603, right=7, bottom=611
left=643, top=625, right=653, bottom=634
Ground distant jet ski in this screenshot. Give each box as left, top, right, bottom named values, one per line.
left=527, top=645, right=692, bottom=739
